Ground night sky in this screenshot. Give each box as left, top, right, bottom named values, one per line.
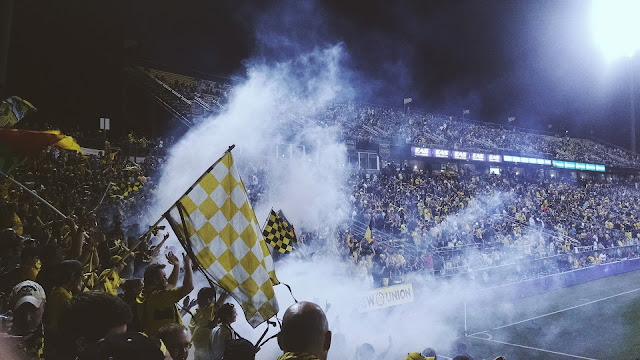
left=6, top=0, right=640, bottom=150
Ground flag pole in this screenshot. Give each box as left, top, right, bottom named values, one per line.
left=174, top=144, right=235, bottom=203
left=136, top=144, right=237, bottom=242
left=122, top=145, right=240, bottom=286
left=0, top=169, right=67, bottom=219
left=261, top=208, right=274, bottom=233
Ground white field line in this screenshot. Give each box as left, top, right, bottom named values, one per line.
left=492, top=287, right=640, bottom=331
left=467, top=335, right=597, bottom=360
left=469, top=287, right=640, bottom=336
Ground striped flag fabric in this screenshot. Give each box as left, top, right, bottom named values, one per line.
left=0, top=96, right=37, bottom=128
left=164, top=150, right=279, bottom=328
left=109, top=180, right=144, bottom=199
left=364, top=222, right=373, bottom=243
left=0, top=129, right=81, bottom=173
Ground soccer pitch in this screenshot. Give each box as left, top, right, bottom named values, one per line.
left=461, top=269, right=640, bottom=359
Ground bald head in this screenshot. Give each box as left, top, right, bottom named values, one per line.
left=278, top=301, right=331, bottom=359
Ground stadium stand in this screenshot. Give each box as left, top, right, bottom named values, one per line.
left=3, top=71, right=640, bottom=358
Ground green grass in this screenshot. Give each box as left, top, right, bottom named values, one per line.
left=461, top=269, right=640, bottom=359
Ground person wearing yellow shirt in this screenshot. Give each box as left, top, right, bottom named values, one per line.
left=0, top=246, right=40, bottom=292
left=12, top=211, right=23, bottom=236
left=98, top=256, right=127, bottom=296
left=594, top=254, right=601, bottom=265
left=190, top=287, right=229, bottom=360
left=137, top=252, right=193, bottom=337
left=45, top=260, right=84, bottom=331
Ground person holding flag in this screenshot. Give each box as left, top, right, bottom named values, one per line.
left=162, top=146, right=279, bottom=329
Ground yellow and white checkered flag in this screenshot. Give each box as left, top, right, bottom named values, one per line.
left=165, top=150, right=279, bottom=328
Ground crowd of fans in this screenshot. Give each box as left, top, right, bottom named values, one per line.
left=146, top=68, right=232, bottom=115
left=311, top=103, right=640, bottom=169
left=340, top=163, right=640, bottom=287
left=135, top=66, right=640, bottom=170
left=3, top=94, right=640, bottom=358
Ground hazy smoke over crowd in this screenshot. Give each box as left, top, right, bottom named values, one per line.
left=149, top=1, right=530, bottom=359
left=152, top=42, right=352, bottom=228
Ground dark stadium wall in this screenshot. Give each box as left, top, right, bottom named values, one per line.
left=7, top=0, right=124, bottom=133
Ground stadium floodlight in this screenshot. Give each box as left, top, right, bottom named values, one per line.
left=592, top=0, right=640, bottom=153
left=591, top=0, right=640, bottom=62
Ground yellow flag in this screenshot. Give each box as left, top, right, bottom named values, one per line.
left=165, top=151, right=279, bottom=328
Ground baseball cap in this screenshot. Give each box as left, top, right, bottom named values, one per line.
left=10, top=280, right=46, bottom=311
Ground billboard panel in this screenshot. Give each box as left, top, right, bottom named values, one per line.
left=434, top=149, right=450, bottom=158
left=412, top=147, right=430, bottom=157
left=453, top=151, right=469, bottom=160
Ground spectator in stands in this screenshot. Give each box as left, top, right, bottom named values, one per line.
left=208, top=302, right=239, bottom=360
left=136, top=252, right=193, bottom=337
left=158, top=324, right=191, bottom=360
left=277, top=301, right=331, bottom=360
left=422, top=347, right=437, bottom=359
left=0, top=245, right=40, bottom=293
left=454, top=342, right=474, bottom=360
left=354, top=338, right=392, bottom=360
left=0, top=281, right=47, bottom=359
left=35, top=244, right=66, bottom=295
left=190, top=286, right=228, bottom=360
left=75, top=332, right=169, bottom=360
left=58, top=291, right=132, bottom=358
left=118, top=278, right=143, bottom=331
left=45, top=260, right=83, bottom=331
left=355, top=343, right=375, bottom=360
left=97, top=255, right=127, bottom=296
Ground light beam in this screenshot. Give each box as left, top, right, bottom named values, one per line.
left=591, top=0, right=640, bottom=62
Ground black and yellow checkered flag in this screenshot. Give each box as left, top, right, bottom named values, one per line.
left=109, top=180, right=144, bottom=199
left=263, top=209, right=297, bottom=254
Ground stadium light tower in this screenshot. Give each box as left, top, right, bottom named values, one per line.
left=591, top=0, right=640, bottom=153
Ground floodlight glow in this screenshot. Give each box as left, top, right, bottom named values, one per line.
left=591, top=0, right=640, bottom=62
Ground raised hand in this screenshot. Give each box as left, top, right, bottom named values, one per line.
left=166, top=251, right=180, bottom=266
left=182, top=252, right=192, bottom=267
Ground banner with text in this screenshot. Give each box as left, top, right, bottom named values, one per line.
left=359, top=283, right=414, bottom=312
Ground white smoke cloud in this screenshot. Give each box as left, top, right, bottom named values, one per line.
left=150, top=44, right=352, bottom=228
left=145, top=3, right=552, bottom=360
left=235, top=256, right=469, bottom=360
left=149, top=35, right=362, bottom=359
